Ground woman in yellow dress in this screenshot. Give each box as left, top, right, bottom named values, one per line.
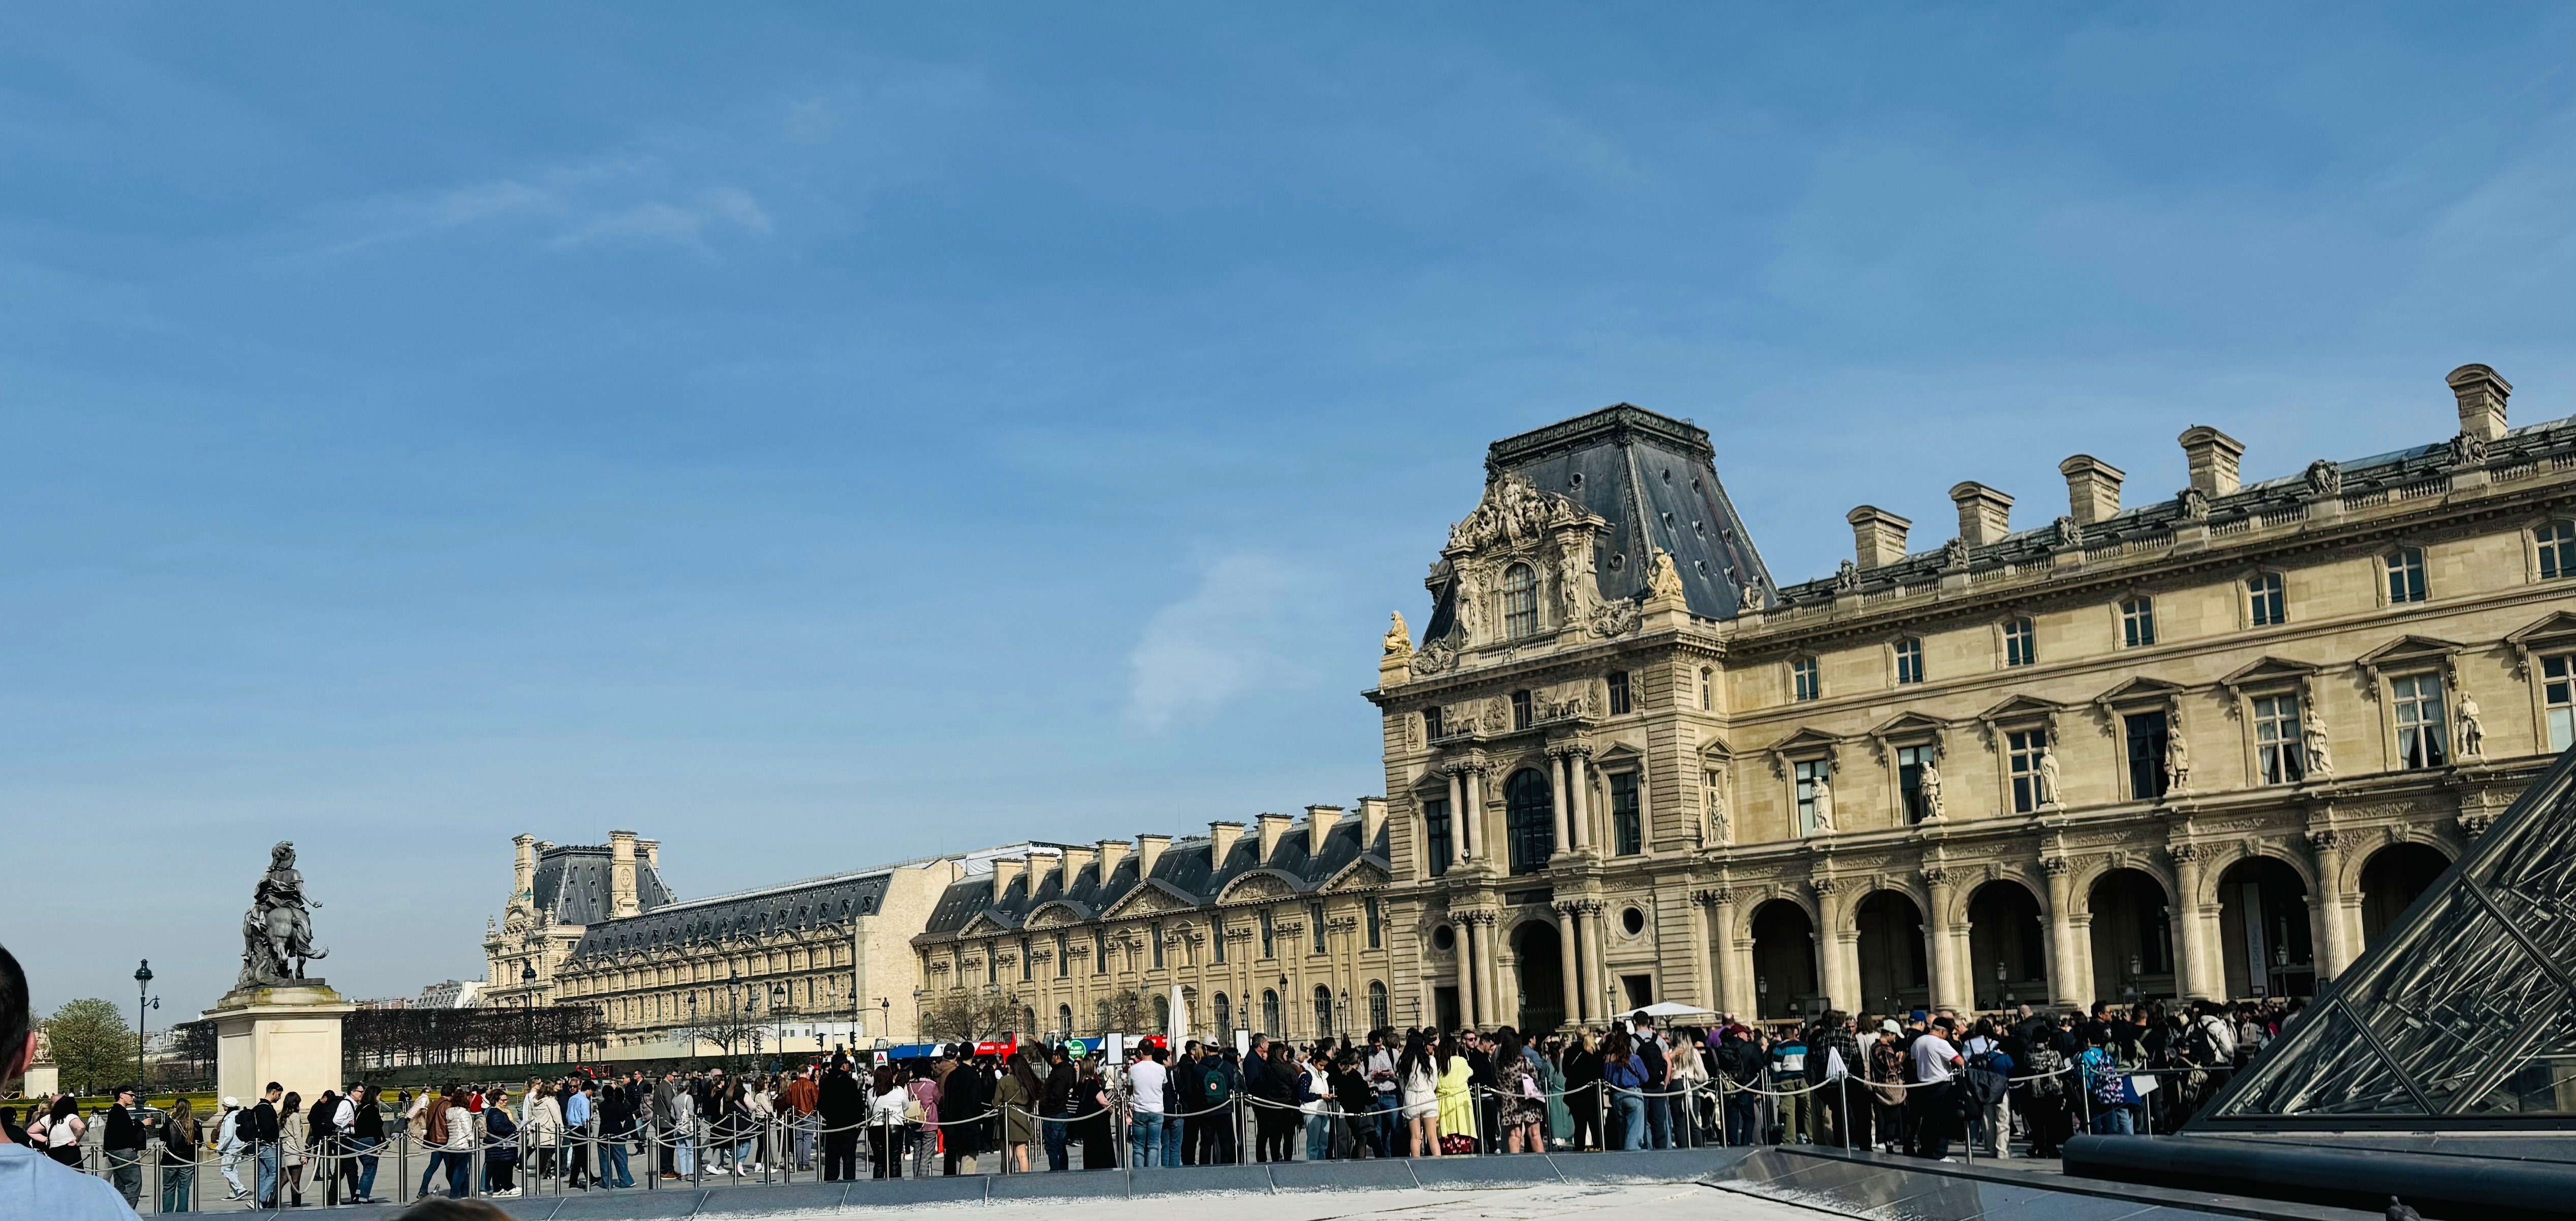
left=1433, top=1034, right=1478, bottom=1151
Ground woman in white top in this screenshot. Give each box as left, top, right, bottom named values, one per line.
left=867, top=1066, right=909, bottom=1180
left=1396, top=1033, right=1440, bottom=1157
left=527, top=1084, right=566, bottom=1180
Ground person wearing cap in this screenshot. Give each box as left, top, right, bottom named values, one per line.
left=1906, top=1016, right=1964, bottom=1160
left=215, top=1096, right=249, bottom=1200
left=1868, top=1019, right=1908, bottom=1153
left=0, top=942, right=141, bottom=1220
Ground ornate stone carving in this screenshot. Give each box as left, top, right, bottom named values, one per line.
left=2459, top=810, right=2497, bottom=839
left=2166, top=715, right=2192, bottom=794
left=1647, top=548, right=1686, bottom=602
left=1941, top=537, right=1969, bottom=569
left=1834, top=559, right=1859, bottom=592
left=1411, top=634, right=1459, bottom=676
left=239, top=841, right=327, bottom=989
left=2177, top=487, right=2209, bottom=521
left=2304, top=459, right=2342, bottom=497
left=2458, top=692, right=2485, bottom=758
left=2053, top=515, right=2081, bottom=548
left=1919, top=754, right=1945, bottom=821
left=2306, top=829, right=2348, bottom=852
left=2448, top=431, right=2488, bottom=468
left=1587, top=596, right=1643, bottom=637
left=2036, top=747, right=2061, bottom=810
left=2041, top=856, right=2071, bottom=877
left=1809, top=775, right=1837, bottom=833
left=1383, top=612, right=1411, bottom=657
left=2167, top=842, right=2208, bottom=863
left=2302, top=706, right=2335, bottom=781
left=1448, top=473, right=1571, bottom=554
left=1739, top=582, right=1764, bottom=614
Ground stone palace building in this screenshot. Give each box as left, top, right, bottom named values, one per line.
left=1368, top=364, right=2576, bottom=1028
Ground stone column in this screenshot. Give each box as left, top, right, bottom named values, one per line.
left=1923, top=869, right=1960, bottom=1013
left=1812, top=880, right=1856, bottom=1013
left=2043, top=857, right=2084, bottom=1008
left=1549, top=752, right=1573, bottom=860
left=1464, top=767, right=1487, bottom=862
left=1479, top=915, right=1507, bottom=1029
left=1567, top=751, right=1593, bottom=853
left=1446, top=769, right=1468, bottom=870
left=2169, top=845, right=2216, bottom=1001
left=1579, top=900, right=1609, bottom=1020
left=1452, top=918, right=1474, bottom=1025
left=1708, top=891, right=1744, bottom=1017
left=1684, top=889, right=1715, bottom=1010
left=2308, top=830, right=2354, bottom=980
left=1555, top=905, right=1585, bottom=1025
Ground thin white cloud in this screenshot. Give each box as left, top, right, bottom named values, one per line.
left=299, top=152, right=774, bottom=261
left=1124, top=554, right=1312, bottom=733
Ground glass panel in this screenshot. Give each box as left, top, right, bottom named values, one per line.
left=2462, top=999, right=2576, bottom=1115
left=2341, top=888, right=2565, bottom=1112
left=2221, top=1001, right=2418, bottom=1116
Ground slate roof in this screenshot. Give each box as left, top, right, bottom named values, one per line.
left=1425, top=404, right=1776, bottom=639
left=916, top=816, right=1392, bottom=945
left=530, top=843, right=675, bottom=928
left=1772, top=412, right=2576, bottom=606
left=564, top=870, right=889, bottom=961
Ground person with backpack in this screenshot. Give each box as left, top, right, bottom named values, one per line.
left=1808, top=1012, right=1866, bottom=1150
left=1768, top=1026, right=1810, bottom=1145
left=1711, top=1025, right=1764, bottom=1146
left=1959, top=1019, right=2013, bottom=1158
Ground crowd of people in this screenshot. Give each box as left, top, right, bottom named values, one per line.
left=0, top=995, right=2320, bottom=1211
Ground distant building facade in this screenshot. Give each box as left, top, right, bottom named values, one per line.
left=1369, top=365, right=2572, bottom=1027
left=483, top=832, right=676, bottom=1011
left=910, top=805, right=1397, bottom=1043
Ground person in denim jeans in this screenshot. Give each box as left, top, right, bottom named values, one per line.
left=1125, top=1045, right=1170, bottom=1168
left=1601, top=1031, right=1649, bottom=1150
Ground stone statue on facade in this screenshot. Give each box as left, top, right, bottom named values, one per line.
left=1704, top=778, right=1731, bottom=846
left=238, top=841, right=327, bottom=989
left=2458, top=693, right=2485, bottom=758
left=2166, top=725, right=2191, bottom=794
left=1809, top=776, right=1836, bottom=833
left=1383, top=611, right=1411, bottom=656
left=1647, top=549, right=1686, bottom=602
left=1738, top=582, right=1764, bottom=614
left=2036, top=748, right=2061, bottom=809
left=1919, top=755, right=1944, bottom=820
left=2304, top=459, right=2342, bottom=498
left=2303, top=708, right=2335, bottom=781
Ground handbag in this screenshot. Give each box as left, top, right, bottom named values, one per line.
left=903, top=1099, right=925, bottom=1124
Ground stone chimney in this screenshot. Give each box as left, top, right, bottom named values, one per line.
left=639, top=839, right=660, bottom=873
left=2058, top=455, right=2126, bottom=525
left=1304, top=805, right=1344, bottom=856
left=1209, top=821, right=1246, bottom=865
left=990, top=855, right=1024, bottom=897
left=608, top=830, right=642, bottom=918
left=1096, top=838, right=1130, bottom=880
left=1137, top=833, right=1170, bottom=878
left=1029, top=850, right=1062, bottom=894
left=2449, top=364, right=2511, bottom=442
left=1061, top=844, right=1097, bottom=889
left=1845, top=506, right=1912, bottom=569
left=2179, top=426, right=2245, bottom=497
left=513, top=834, right=537, bottom=897
left=1949, top=482, right=2013, bottom=548
left=1356, top=797, right=1389, bottom=849
left=1256, top=813, right=1293, bottom=861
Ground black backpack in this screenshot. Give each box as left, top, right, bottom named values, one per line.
left=1961, top=1052, right=2008, bottom=1107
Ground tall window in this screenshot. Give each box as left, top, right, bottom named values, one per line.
left=1020, top=937, right=1033, bottom=981
left=1896, top=745, right=1934, bottom=823
left=1212, top=915, right=1227, bottom=963
left=1150, top=922, right=1164, bottom=969
left=1214, top=992, right=1232, bottom=1033
left=1095, top=999, right=1111, bottom=1031
left=1058, top=1003, right=1072, bottom=1033
left=1261, top=989, right=1281, bottom=1034
left=2006, top=730, right=2048, bottom=813
left=1094, top=929, right=1109, bottom=975
left=1791, top=657, right=1820, bottom=701
left=1511, top=689, right=1532, bottom=730
left=2542, top=522, right=2576, bottom=580
left=2004, top=617, right=2036, bottom=667
left=1153, top=993, right=1170, bottom=1031
left=2124, top=711, right=2170, bottom=800
left=2393, top=673, right=2448, bottom=768
left=1700, top=667, right=1714, bottom=710
left=1310, top=902, right=1328, bottom=953
left=1607, top=670, right=1631, bottom=715
left=1893, top=638, right=1924, bottom=685
left=1056, top=931, right=1069, bottom=978
left=1504, top=766, right=1555, bottom=874
left=1368, top=980, right=1389, bottom=1030
left=987, top=946, right=998, bottom=985
left=1313, top=985, right=1335, bottom=1037
left=2387, top=548, right=2427, bottom=603
left=2248, top=573, right=2285, bottom=626
left=1365, top=896, right=1383, bottom=948
left=1422, top=797, right=1452, bottom=877
left=2546, top=655, right=2575, bottom=752
left=1260, top=909, right=1275, bottom=957
left=1502, top=563, right=1538, bottom=637
left=1610, top=770, right=1643, bottom=855
left=1794, top=759, right=1830, bottom=834
left=2253, top=694, right=2303, bottom=785
left=1422, top=706, right=1442, bottom=740
left=2121, top=596, right=2157, bottom=648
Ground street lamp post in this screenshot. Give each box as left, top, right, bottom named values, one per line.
left=133, top=960, right=155, bottom=1090
left=878, top=998, right=890, bottom=1049
left=769, top=984, right=788, bottom=1066
left=521, top=963, right=537, bottom=1066
left=727, top=969, right=743, bottom=1070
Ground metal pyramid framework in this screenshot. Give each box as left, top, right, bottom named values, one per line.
left=2197, top=746, right=2576, bottom=1129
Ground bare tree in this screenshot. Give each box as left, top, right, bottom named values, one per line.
left=919, top=989, right=1022, bottom=1043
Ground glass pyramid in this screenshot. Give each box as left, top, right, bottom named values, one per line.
left=2200, top=746, right=2576, bottom=1127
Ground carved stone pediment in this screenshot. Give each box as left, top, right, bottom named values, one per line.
left=1105, top=881, right=1195, bottom=919
left=1323, top=860, right=1392, bottom=891
left=1024, top=903, right=1086, bottom=930
left=1447, top=473, right=1588, bottom=556
left=1218, top=871, right=1297, bottom=903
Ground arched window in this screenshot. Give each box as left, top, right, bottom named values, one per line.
left=1057, top=1003, right=1073, bottom=1034
left=1502, top=563, right=1538, bottom=637
left=1094, top=1000, right=1111, bottom=1032
left=1893, top=637, right=1924, bottom=685
left=1261, top=988, right=1281, bottom=1034
left=1151, top=993, right=1171, bottom=1032
left=1313, top=985, right=1335, bottom=1037
left=1213, top=992, right=1232, bottom=1033
left=2541, top=521, right=2576, bottom=580
left=1504, top=766, right=1555, bottom=874
left=2120, top=596, right=2157, bottom=647
left=1367, top=980, right=1389, bottom=1030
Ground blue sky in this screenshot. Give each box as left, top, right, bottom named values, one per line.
left=6, top=4, right=2570, bottom=1017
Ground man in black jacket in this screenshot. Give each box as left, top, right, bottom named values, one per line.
left=1041, top=1045, right=1079, bottom=1170
left=244, top=1083, right=284, bottom=1207
left=102, top=1086, right=146, bottom=1206
left=817, top=1057, right=864, bottom=1181
left=1171, top=1043, right=1207, bottom=1166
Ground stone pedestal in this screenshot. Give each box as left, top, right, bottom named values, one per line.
left=204, top=981, right=353, bottom=1105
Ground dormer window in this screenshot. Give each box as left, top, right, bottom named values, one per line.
left=1502, top=563, right=1538, bottom=637
left=1893, top=637, right=1924, bottom=685
left=1790, top=657, right=1820, bottom=702
left=2121, top=596, right=2157, bottom=648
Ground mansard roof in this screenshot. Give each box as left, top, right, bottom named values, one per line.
left=530, top=843, right=675, bottom=929
left=1772, top=409, right=2576, bottom=606
left=917, top=815, right=1393, bottom=946
left=1424, top=403, right=1774, bottom=632
left=565, top=866, right=896, bottom=961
